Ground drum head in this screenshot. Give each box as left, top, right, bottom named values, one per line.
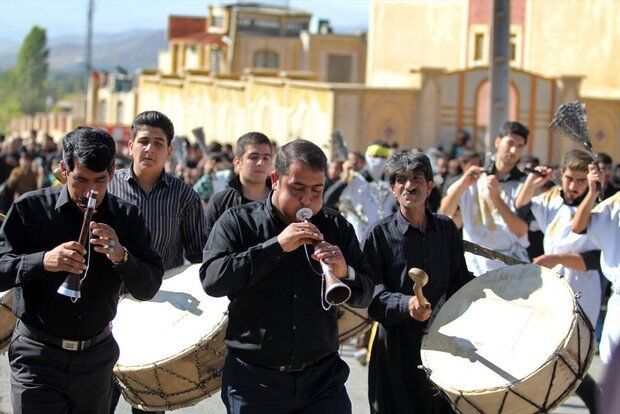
left=114, top=264, right=229, bottom=368
left=421, top=264, right=576, bottom=393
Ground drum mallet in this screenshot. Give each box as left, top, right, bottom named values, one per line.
left=408, top=267, right=431, bottom=309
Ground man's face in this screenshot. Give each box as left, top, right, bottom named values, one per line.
left=561, top=168, right=588, bottom=202
left=270, top=161, right=325, bottom=223
left=128, top=126, right=173, bottom=173
left=495, top=133, right=526, bottom=167
left=392, top=170, right=434, bottom=210
left=61, top=158, right=113, bottom=209
left=347, top=152, right=364, bottom=171
left=437, top=158, right=448, bottom=176
left=234, top=143, right=272, bottom=185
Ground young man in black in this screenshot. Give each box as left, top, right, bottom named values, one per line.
left=0, top=127, right=163, bottom=414
left=204, top=131, right=272, bottom=240
left=201, top=140, right=373, bottom=414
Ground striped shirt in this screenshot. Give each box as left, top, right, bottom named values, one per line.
left=108, top=167, right=206, bottom=270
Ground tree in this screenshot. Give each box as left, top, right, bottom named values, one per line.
left=0, top=69, right=21, bottom=131
left=15, top=26, right=49, bottom=114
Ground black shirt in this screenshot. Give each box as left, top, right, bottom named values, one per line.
left=204, top=175, right=268, bottom=241
left=0, top=185, right=164, bottom=340
left=363, top=210, right=473, bottom=414
left=200, top=195, right=373, bottom=367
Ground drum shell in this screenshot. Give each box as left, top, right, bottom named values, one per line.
left=421, top=264, right=596, bottom=414
left=0, top=290, right=16, bottom=353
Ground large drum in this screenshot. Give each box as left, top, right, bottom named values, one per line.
left=421, top=264, right=594, bottom=414
left=113, top=264, right=372, bottom=411
left=0, top=290, right=16, bottom=353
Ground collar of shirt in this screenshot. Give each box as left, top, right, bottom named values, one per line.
left=227, top=174, right=272, bottom=193
left=54, top=184, right=117, bottom=218
left=395, top=208, right=436, bottom=235
left=486, top=163, right=525, bottom=182
left=122, top=164, right=171, bottom=189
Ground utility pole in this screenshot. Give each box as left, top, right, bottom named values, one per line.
left=486, top=0, right=510, bottom=163
left=84, top=0, right=94, bottom=118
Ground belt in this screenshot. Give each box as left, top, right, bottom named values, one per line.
left=16, top=320, right=112, bottom=352
left=262, top=353, right=331, bottom=373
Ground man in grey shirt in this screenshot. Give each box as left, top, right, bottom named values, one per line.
left=108, top=111, right=206, bottom=414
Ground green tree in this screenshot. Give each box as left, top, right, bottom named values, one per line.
left=15, top=26, right=49, bottom=114
left=0, top=69, right=21, bottom=131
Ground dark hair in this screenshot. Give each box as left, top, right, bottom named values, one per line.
left=274, top=140, right=327, bottom=176
left=385, top=152, right=433, bottom=185
left=596, top=152, right=613, bottom=165
left=235, top=132, right=272, bottom=158
left=62, top=127, right=116, bottom=173
left=131, top=111, right=175, bottom=145
left=458, top=149, right=480, bottom=164
left=497, top=121, right=529, bottom=144
left=561, top=149, right=593, bottom=173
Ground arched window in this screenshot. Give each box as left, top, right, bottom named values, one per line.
left=253, top=50, right=279, bottom=69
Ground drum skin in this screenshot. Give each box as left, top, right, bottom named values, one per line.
left=113, top=264, right=372, bottom=411
left=421, top=264, right=595, bottom=414
left=0, top=291, right=16, bottom=353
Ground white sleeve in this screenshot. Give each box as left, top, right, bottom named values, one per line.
left=530, top=193, right=550, bottom=233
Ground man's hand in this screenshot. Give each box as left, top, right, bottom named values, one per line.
left=487, top=175, right=502, bottom=203
left=460, top=165, right=481, bottom=188
left=408, top=296, right=432, bottom=322
left=277, top=222, right=324, bottom=253
left=533, top=254, right=561, bottom=269
left=529, top=166, right=553, bottom=189
left=587, top=163, right=602, bottom=195
left=90, top=222, right=126, bottom=264
left=43, top=241, right=87, bottom=274
left=312, top=241, right=347, bottom=278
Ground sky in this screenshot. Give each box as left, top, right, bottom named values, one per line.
left=0, top=0, right=370, bottom=43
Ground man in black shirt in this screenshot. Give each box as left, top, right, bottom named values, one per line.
left=201, top=140, right=373, bottom=414
left=364, top=152, right=473, bottom=414
left=204, top=131, right=272, bottom=240
left=0, top=127, right=163, bottom=414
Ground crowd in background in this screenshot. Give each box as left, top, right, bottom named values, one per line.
left=1, top=128, right=620, bottom=219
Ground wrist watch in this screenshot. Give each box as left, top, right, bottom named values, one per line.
left=113, top=246, right=129, bottom=265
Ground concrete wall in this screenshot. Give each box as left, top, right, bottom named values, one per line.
left=366, top=0, right=468, bottom=87
left=524, top=1, right=620, bottom=99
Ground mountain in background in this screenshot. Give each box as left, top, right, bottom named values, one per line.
left=0, top=29, right=167, bottom=73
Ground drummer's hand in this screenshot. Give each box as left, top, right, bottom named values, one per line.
left=533, top=254, right=560, bottom=269
left=43, top=241, right=87, bottom=274
left=277, top=222, right=323, bottom=253
left=408, top=296, right=432, bottom=322
left=312, top=241, right=347, bottom=278
left=90, top=222, right=126, bottom=264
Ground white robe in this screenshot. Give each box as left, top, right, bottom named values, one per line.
left=586, top=192, right=620, bottom=363
left=531, top=187, right=601, bottom=326
left=449, top=172, right=529, bottom=276
left=339, top=172, right=394, bottom=244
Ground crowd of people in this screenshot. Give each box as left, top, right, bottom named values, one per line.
left=0, top=112, right=619, bottom=414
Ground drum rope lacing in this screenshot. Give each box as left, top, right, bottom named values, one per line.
left=425, top=302, right=595, bottom=414
left=116, top=327, right=227, bottom=410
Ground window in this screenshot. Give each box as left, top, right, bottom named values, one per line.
left=327, top=55, right=353, bottom=83
left=510, top=33, right=517, bottom=62
left=474, top=33, right=485, bottom=62
left=212, top=16, right=224, bottom=28
left=253, top=50, right=279, bottom=69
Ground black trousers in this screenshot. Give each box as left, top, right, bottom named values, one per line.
left=221, top=352, right=352, bottom=414
left=9, top=331, right=119, bottom=414
left=108, top=380, right=164, bottom=414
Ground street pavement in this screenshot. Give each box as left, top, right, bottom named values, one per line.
left=0, top=344, right=603, bottom=413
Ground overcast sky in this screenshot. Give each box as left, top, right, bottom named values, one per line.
left=0, top=0, right=371, bottom=42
